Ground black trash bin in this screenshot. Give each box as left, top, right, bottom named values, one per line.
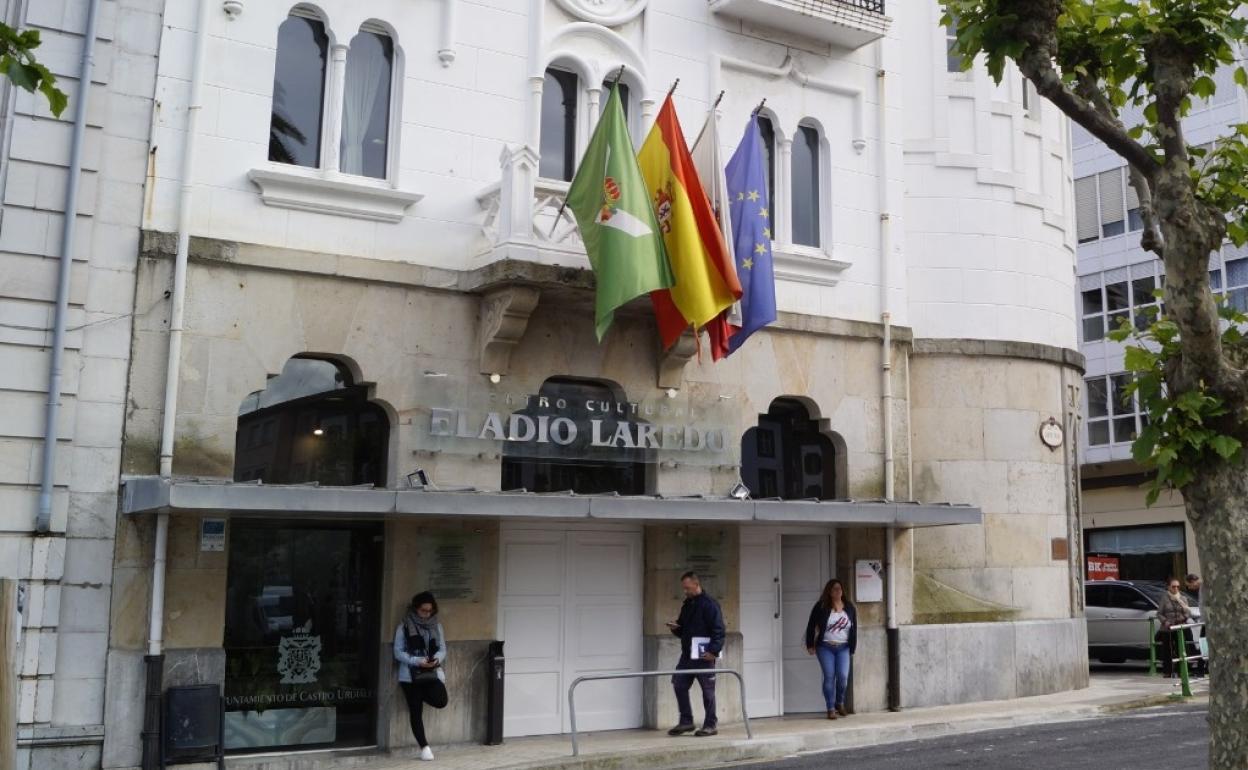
left=485, top=640, right=505, bottom=745
left=163, top=684, right=224, bottom=768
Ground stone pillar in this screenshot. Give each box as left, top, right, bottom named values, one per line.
left=495, top=145, right=539, bottom=246
left=776, top=137, right=793, bottom=245
left=324, top=43, right=349, bottom=172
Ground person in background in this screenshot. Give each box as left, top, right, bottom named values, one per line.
left=395, top=591, right=449, bottom=761
left=666, top=571, right=726, bottom=737
left=804, top=578, right=857, bottom=720
left=1185, top=573, right=1201, bottom=605
left=1156, top=578, right=1191, bottom=679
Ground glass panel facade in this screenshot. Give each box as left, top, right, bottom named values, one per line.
left=269, top=16, right=328, bottom=167
left=341, top=31, right=393, bottom=179
left=791, top=125, right=820, bottom=247
left=223, top=522, right=382, bottom=752
left=540, top=69, right=578, bottom=181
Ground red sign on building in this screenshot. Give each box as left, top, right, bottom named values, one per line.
left=1087, top=554, right=1120, bottom=581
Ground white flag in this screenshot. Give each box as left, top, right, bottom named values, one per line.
left=691, top=108, right=739, bottom=324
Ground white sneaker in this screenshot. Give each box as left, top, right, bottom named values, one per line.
left=419, top=745, right=434, bottom=761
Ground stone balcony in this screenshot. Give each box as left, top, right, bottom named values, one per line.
left=476, top=145, right=588, bottom=270
left=708, top=0, right=890, bottom=50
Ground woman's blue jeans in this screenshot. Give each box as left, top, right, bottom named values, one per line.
left=815, top=642, right=851, bottom=710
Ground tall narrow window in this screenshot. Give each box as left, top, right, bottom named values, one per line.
left=756, top=115, right=776, bottom=214
left=540, top=68, right=578, bottom=181
left=1099, top=168, right=1125, bottom=238
left=1075, top=175, right=1099, bottom=244
left=340, top=30, right=393, bottom=179
left=600, top=79, right=630, bottom=122
left=268, top=15, right=328, bottom=167
left=791, top=124, right=821, bottom=248
left=945, top=15, right=964, bottom=72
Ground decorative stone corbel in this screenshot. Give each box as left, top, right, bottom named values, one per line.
left=478, top=286, right=541, bottom=375
left=656, top=328, right=699, bottom=390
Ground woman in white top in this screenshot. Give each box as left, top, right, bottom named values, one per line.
left=803, top=579, right=858, bottom=720
left=395, top=591, right=448, bottom=760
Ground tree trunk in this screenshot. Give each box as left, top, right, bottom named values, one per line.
left=1184, top=465, right=1248, bottom=770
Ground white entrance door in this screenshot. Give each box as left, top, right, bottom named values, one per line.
left=781, top=534, right=832, bottom=714
left=499, top=527, right=643, bottom=737
left=739, top=533, right=782, bottom=718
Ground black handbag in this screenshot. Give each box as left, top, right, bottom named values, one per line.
left=407, top=630, right=441, bottom=682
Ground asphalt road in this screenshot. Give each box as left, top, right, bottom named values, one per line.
left=730, top=703, right=1209, bottom=770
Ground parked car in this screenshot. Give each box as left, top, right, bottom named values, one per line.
left=1085, top=580, right=1202, bottom=664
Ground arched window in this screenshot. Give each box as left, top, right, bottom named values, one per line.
left=501, top=377, right=654, bottom=495
left=756, top=114, right=777, bottom=212
left=600, top=79, right=630, bottom=121
left=741, top=398, right=842, bottom=500
left=540, top=68, right=579, bottom=181
left=341, top=28, right=394, bottom=178
left=791, top=123, right=821, bottom=248
left=268, top=13, right=328, bottom=167
left=235, top=357, right=389, bottom=486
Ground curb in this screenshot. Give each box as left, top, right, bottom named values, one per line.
left=496, top=695, right=1204, bottom=770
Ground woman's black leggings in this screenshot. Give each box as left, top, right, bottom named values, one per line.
left=400, top=679, right=449, bottom=747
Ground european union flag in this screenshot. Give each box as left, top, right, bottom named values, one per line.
left=726, top=115, right=777, bottom=354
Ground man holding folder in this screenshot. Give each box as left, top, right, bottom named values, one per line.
left=666, top=571, right=726, bottom=737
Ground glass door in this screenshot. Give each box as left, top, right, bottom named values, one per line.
left=222, top=521, right=382, bottom=752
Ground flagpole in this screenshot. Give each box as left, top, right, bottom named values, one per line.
left=691, top=91, right=726, bottom=151
left=549, top=67, right=628, bottom=240
left=752, top=98, right=766, bottom=115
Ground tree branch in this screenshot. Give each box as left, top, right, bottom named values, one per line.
left=1072, top=73, right=1164, bottom=254
left=996, top=0, right=1157, bottom=176
left=1018, top=49, right=1157, bottom=177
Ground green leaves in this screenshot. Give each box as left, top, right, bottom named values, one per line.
left=1113, top=297, right=1247, bottom=504
left=0, top=23, right=67, bottom=117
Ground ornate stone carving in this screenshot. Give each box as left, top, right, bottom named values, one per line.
left=478, top=286, right=541, bottom=375
left=552, top=0, right=647, bottom=26
left=656, top=327, right=699, bottom=390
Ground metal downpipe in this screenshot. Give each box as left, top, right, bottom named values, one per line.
left=36, top=0, right=102, bottom=533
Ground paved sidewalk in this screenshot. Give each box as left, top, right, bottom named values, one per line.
left=232, top=672, right=1209, bottom=770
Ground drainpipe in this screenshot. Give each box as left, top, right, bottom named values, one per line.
left=36, top=0, right=102, bottom=533
left=875, top=39, right=901, bottom=713
left=143, top=1, right=210, bottom=767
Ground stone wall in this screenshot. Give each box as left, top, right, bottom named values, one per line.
left=899, top=618, right=1089, bottom=708
left=908, top=351, right=1081, bottom=624
left=122, top=236, right=912, bottom=503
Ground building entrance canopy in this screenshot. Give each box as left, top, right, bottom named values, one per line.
left=121, top=477, right=981, bottom=528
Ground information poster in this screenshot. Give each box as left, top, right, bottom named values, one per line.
left=420, top=532, right=482, bottom=601
left=682, top=529, right=725, bottom=601
left=855, top=559, right=884, bottom=603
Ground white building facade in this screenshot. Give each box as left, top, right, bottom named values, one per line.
left=1073, top=66, right=1248, bottom=584
left=0, top=0, right=162, bottom=767
left=4, top=1, right=1089, bottom=768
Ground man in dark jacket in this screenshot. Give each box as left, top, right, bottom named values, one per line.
left=666, top=571, right=726, bottom=737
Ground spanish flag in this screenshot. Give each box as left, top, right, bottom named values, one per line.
left=638, top=96, right=742, bottom=350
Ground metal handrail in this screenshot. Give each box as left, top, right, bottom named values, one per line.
left=567, top=668, right=753, bottom=756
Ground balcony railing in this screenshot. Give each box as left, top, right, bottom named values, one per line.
left=476, top=146, right=587, bottom=267
left=708, top=0, right=890, bottom=49
left=841, top=0, right=885, bottom=12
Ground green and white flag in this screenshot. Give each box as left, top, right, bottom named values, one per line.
left=566, top=83, right=673, bottom=340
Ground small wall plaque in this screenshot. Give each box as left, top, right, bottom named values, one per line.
left=200, top=518, right=225, bottom=552
left=1039, top=417, right=1065, bottom=450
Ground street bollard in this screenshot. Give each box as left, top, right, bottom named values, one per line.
left=1173, top=627, right=1192, bottom=698
left=1147, top=616, right=1157, bottom=676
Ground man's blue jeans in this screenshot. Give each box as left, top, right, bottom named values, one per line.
left=815, top=642, right=850, bottom=710
left=672, top=658, right=717, bottom=728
